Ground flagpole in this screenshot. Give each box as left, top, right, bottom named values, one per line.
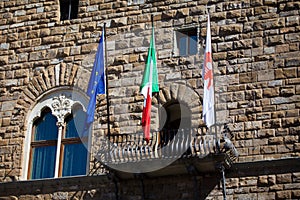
left=140, top=14, right=159, bottom=142
left=151, top=14, right=160, bottom=140
left=151, top=14, right=154, bottom=29
left=103, top=23, right=111, bottom=137
left=206, top=10, right=226, bottom=200
left=210, top=14, right=218, bottom=151
left=210, top=21, right=218, bottom=152
left=204, top=9, right=218, bottom=151
left=151, top=15, right=161, bottom=135
left=211, top=37, right=218, bottom=154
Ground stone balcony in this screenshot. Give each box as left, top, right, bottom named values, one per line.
left=95, top=127, right=235, bottom=179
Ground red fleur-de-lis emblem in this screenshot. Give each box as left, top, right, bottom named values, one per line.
left=204, top=52, right=213, bottom=90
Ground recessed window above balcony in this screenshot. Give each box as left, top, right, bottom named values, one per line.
left=60, top=0, right=79, bottom=21
left=174, top=27, right=198, bottom=57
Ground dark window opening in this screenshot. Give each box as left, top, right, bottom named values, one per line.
left=160, top=101, right=191, bottom=145
left=60, top=0, right=79, bottom=21
left=176, top=28, right=198, bottom=56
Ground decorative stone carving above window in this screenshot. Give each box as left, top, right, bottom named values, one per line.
left=28, top=91, right=86, bottom=127
left=51, top=95, right=72, bottom=126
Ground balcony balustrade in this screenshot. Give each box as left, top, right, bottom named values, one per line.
left=96, top=128, right=219, bottom=165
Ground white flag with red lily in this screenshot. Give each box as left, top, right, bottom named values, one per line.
left=202, top=14, right=215, bottom=127
left=140, top=26, right=159, bottom=142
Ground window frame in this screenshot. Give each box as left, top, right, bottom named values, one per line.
left=22, top=89, right=90, bottom=180
left=28, top=108, right=58, bottom=179
left=174, top=26, right=199, bottom=57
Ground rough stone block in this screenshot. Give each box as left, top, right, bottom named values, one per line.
left=264, top=46, right=275, bottom=54
left=261, top=145, right=276, bottom=154
left=280, top=87, right=295, bottom=96
left=278, top=144, right=293, bottom=153
left=176, top=8, right=189, bottom=17
left=2, top=117, right=10, bottom=126
left=239, top=72, right=257, bottom=84
left=268, top=137, right=283, bottom=145
left=267, top=35, right=284, bottom=45
left=257, top=176, right=269, bottom=186
left=275, top=69, right=284, bottom=79
left=276, top=174, right=292, bottom=184
left=271, top=97, right=292, bottom=105
left=268, top=175, right=276, bottom=185
left=42, top=35, right=62, bottom=44
left=244, top=121, right=262, bottom=130
left=220, top=24, right=243, bottom=35
left=113, top=55, right=129, bottom=65
left=0, top=56, right=8, bottom=65
left=293, top=173, right=300, bottom=183
left=81, top=43, right=98, bottom=54
left=50, top=27, right=66, bottom=35
left=14, top=10, right=26, bottom=16
left=263, top=87, right=279, bottom=98
left=285, top=33, right=300, bottom=43
left=276, top=191, right=291, bottom=199
left=286, top=16, right=299, bottom=27
left=233, top=193, right=257, bottom=199
left=115, top=40, right=129, bottom=49
left=254, top=18, right=284, bottom=30
left=234, top=39, right=252, bottom=49
left=292, top=190, right=300, bottom=199
left=286, top=58, right=300, bottom=67
left=257, top=192, right=275, bottom=200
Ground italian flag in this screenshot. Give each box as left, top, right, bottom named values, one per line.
left=140, top=26, right=159, bottom=142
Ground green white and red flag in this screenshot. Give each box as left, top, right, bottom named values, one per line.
left=140, top=26, right=159, bottom=142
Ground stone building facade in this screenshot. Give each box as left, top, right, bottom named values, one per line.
left=0, top=0, right=299, bottom=199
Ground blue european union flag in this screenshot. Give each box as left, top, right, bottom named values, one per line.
left=86, top=32, right=106, bottom=125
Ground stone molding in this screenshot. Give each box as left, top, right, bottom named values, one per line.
left=158, top=84, right=202, bottom=127
left=13, top=63, right=81, bottom=130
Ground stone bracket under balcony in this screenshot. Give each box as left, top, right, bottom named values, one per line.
left=103, top=153, right=232, bottom=180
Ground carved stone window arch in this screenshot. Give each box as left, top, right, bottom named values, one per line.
left=22, top=89, right=90, bottom=180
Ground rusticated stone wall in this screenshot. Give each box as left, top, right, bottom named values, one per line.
left=0, top=0, right=299, bottom=199
left=208, top=172, right=300, bottom=199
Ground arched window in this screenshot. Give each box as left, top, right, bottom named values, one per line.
left=160, top=101, right=191, bottom=145
left=162, top=101, right=191, bottom=131
left=23, top=91, right=90, bottom=180
left=29, top=108, right=58, bottom=179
